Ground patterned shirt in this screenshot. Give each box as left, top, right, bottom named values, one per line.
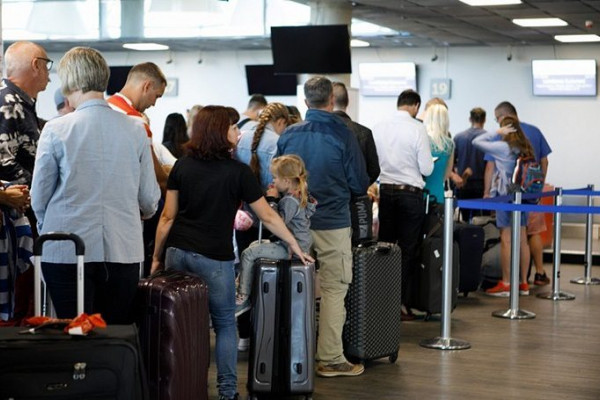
left=0, top=79, right=41, bottom=185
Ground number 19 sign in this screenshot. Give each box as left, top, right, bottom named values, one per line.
left=430, top=78, right=451, bottom=100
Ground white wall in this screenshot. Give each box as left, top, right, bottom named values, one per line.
left=38, top=44, right=600, bottom=191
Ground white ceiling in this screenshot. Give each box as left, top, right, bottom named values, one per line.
left=10, top=0, right=600, bottom=52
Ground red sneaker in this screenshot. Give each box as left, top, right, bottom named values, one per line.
left=519, top=282, right=530, bottom=296
left=485, top=281, right=510, bottom=297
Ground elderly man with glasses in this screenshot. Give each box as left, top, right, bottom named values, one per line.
left=0, top=41, right=51, bottom=186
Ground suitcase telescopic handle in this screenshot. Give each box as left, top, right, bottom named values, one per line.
left=33, top=232, right=85, bottom=256
left=33, top=232, right=86, bottom=317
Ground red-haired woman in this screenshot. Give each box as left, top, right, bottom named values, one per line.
left=151, top=105, right=311, bottom=400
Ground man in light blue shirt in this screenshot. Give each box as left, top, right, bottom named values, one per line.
left=31, top=47, right=160, bottom=323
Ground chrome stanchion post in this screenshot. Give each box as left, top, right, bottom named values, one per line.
left=420, top=195, right=470, bottom=350
left=571, top=184, right=600, bottom=285
left=493, top=191, right=535, bottom=319
left=538, top=187, right=575, bottom=300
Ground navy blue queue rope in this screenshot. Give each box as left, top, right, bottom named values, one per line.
left=457, top=187, right=600, bottom=214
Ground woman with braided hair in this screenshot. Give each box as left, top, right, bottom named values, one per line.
left=235, top=102, right=291, bottom=190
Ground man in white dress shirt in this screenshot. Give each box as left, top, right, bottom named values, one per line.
left=372, top=89, right=434, bottom=317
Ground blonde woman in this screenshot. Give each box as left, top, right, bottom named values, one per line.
left=423, top=103, right=454, bottom=204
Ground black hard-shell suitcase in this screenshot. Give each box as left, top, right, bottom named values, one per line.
left=137, top=269, right=209, bottom=400
left=247, top=258, right=315, bottom=400
left=411, top=237, right=460, bottom=318
left=453, top=223, right=484, bottom=296
left=0, top=232, right=148, bottom=399
left=350, top=194, right=374, bottom=245
left=344, top=241, right=402, bottom=363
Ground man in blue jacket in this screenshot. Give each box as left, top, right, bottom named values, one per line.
left=277, top=76, right=369, bottom=377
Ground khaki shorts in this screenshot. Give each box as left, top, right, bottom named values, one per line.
left=527, top=211, right=547, bottom=235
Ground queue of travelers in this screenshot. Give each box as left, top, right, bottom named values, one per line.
left=0, top=40, right=552, bottom=399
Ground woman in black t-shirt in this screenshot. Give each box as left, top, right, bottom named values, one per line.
left=151, top=105, right=312, bottom=400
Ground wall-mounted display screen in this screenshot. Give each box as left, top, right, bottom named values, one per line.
left=532, top=59, right=596, bottom=96
left=107, top=66, right=132, bottom=95
left=245, top=65, right=298, bottom=96
left=359, top=62, right=417, bottom=96
left=271, top=25, right=352, bottom=74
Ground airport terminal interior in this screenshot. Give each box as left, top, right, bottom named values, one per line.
left=2, top=1, right=600, bottom=399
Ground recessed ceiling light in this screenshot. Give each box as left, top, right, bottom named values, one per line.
left=554, top=34, right=600, bottom=43
left=459, top=0, right=521, bottom=5
left=351, top=39, right=370, bottom=47
left=122, top=43, right=169, bottom=51
left=513, top=18, right=568, bottom=27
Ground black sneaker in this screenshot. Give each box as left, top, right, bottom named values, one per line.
left=534, top=272, right=550, bottom=286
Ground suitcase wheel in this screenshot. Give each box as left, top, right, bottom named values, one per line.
left=389, top=353, right=398, bottom=363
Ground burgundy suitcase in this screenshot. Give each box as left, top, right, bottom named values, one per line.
left=137, top=269, right=210, bottom=400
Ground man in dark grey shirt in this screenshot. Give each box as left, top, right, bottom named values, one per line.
left=332, top=82, right=380, bottom=184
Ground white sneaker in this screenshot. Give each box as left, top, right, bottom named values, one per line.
left=238, top=337, right=250, bottom=352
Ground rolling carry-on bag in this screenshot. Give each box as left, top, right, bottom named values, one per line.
left=453, top=223, right=484, bottom=296
left=247, top=258, right=315, bottom=400
left=0, top=232, right=148, bottom=400
left=344, top=241, right=402, bottom=363
left=137, top=269, right=210, bottom=400
left=411, top=237, right=460, bottom=319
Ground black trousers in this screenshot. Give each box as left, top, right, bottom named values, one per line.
left=42, top=261, right=139, bottom=324
left=378, top=187, right=425, bottom=305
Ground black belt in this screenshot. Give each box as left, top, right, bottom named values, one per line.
left=380, top=183, right=423, bottom=194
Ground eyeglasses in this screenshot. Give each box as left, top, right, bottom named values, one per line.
left=35, top=57, right=53, bottom=71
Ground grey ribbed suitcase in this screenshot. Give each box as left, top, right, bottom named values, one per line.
left=343, top=241, right=402, bottom=363
left=247, top=258, right=315, bottom=400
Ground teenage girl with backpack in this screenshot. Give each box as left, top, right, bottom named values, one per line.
left=472, top=115, right=535, bottom=297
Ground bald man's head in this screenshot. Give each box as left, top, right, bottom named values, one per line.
left=5, top=41, right=47, bottom=77
left=4, top=41, right=50, bottom=98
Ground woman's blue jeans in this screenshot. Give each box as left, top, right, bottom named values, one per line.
left=165, top=247, right=237, bottom=399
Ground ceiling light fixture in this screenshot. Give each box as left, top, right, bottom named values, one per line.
left=513, top=18, right=568, bottom=27
left=459, top=0, right=521, bottom=6
left=122, top=43, right=169, bottom=51
left=351, top=39, right=370, bottom=47
left=554, top=34, right=600, bottom=43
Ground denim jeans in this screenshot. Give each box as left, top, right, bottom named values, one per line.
left=41, top=262, right=139, bottom=324
left=239, top=241, right=289, bottom=296
left=378, top=188, right=425, bottom=305
left=165, top=247, right=237, bottom=399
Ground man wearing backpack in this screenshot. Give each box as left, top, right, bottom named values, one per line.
left=485, top=101, right=552, bottom=287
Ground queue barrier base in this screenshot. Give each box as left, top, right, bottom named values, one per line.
left=492, top=308, right=536, bottom=319
left=420, top=337, right=471, bottom=350
left=536, top=291, right=576, bottom=301
left=570, top=276, right=600, bottom=285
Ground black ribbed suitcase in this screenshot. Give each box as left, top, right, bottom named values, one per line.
left=453, top=223, right=484, bottom=296
left=136, top=269, right=209, bottom=400
left=247, top=259, right=315, bottom=400
left=411, top=237, right=460, bottom=318
left=343, top=241, right=402, bottom=363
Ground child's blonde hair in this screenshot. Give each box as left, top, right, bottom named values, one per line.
left=270, top=154, right=309, bottom=208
